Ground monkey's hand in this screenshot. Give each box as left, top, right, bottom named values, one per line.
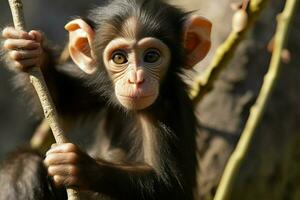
left=44, top=143, right=101, bottom=190
left=1, top=27, right=45, bottom=72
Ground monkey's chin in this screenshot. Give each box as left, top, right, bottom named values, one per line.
left=116, top=94, right=157, bottom=110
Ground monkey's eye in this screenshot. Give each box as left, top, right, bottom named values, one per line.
left=112, top=51, right=128, bottom=65
left=144, top=49, right=161, bottom=63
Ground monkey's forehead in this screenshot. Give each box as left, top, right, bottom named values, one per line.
left=120, top=17, right=138, bottom=40
left=88, top=0, right=187, bottom=39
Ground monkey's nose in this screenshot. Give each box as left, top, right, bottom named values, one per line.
left=136, top=70, right=145, bottom=84
left=128, top=70, right=145, bottom=85
left=128, top=70, right=137, bottom=84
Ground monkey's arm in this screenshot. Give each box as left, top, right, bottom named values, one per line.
left=1, top=27, right=103, bottom=118
left=1, top=27, right=54, bottom=115
left=45, top=143, right=182, bottom=199
left=90, top=160, right=162, bottom=198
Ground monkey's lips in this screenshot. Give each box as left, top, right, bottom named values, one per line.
left=118, top=94, right=155, bottom=100
left=117, top=93, right=158, bottom=110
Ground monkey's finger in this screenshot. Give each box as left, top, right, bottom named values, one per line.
left=13, top=58, right=39, bottom=71
left=3, top=39, right=40, bottom=50
left=28, top=30, right=43, bottom=43
left=53, top=175, right=79, bottom=188
left=44, top=152, right=79, bottom=166
left=48, top=165, right=79, bottom=177
left=2, top=27, right=33, bottom=40
left=46, top=143, right=79, bottom=155
left=9, top=48, right=42, bottom=61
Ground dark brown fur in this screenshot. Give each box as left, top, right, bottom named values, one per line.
left=0, top=149, right=66, bottom=200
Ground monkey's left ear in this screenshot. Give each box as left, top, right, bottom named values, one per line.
left=183, top=15, right=212, bottom=68
left=65, top=19, right=96, bottom=74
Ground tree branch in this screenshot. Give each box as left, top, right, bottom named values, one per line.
left=214, top=0, right=299, bottom=199
left=190, top=0, right=268, bottom=105
left=7, top=0, right=80, bottom=199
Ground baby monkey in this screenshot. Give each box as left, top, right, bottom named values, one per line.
left=1, top=0, right=211, bottom=199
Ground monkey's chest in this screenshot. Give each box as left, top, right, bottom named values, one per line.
left=87, top=126, right=144, bottom=164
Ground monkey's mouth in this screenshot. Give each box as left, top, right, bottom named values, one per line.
left=118, top=94, right=155, bottom=100
left=117, top=93, right=157, bottom=110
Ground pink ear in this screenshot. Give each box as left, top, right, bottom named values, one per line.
left=65, top=19, right=96, bottom=74
left=184, top=15, right=212, bottom=69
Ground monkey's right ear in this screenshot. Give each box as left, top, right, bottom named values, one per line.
left=183, top=15, right=212, bottom=68
left=65, top=19, right=96, bottom=74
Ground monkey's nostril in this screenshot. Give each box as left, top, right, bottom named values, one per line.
left=128, top=79, right=134, bottom=84
left=128, top=78, right=145, bottom=85
left=138, top=79, right=145, bottom=85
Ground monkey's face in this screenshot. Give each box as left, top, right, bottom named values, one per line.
left=65, top=15, right=211, bottom=110
left=103, top=37, right=171, bottom=110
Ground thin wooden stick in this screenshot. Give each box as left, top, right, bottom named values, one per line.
left=7, top=0, right=80, bottom=199
left=214, top=0, right=299, bottom=199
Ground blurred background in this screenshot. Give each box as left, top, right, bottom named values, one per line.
left=0, top=0, right=299, bottom=199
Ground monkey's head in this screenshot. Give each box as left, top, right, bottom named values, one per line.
left=65, top=0, right=211, bottom=110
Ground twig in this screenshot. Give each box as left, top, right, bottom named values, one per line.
left=30, top=119, right=54, bottom=153
left=213, top=0, right=299, bottom=199
left=190, top=0, right=268, bottom=105
left=7, top=0, right=80, bottom=199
